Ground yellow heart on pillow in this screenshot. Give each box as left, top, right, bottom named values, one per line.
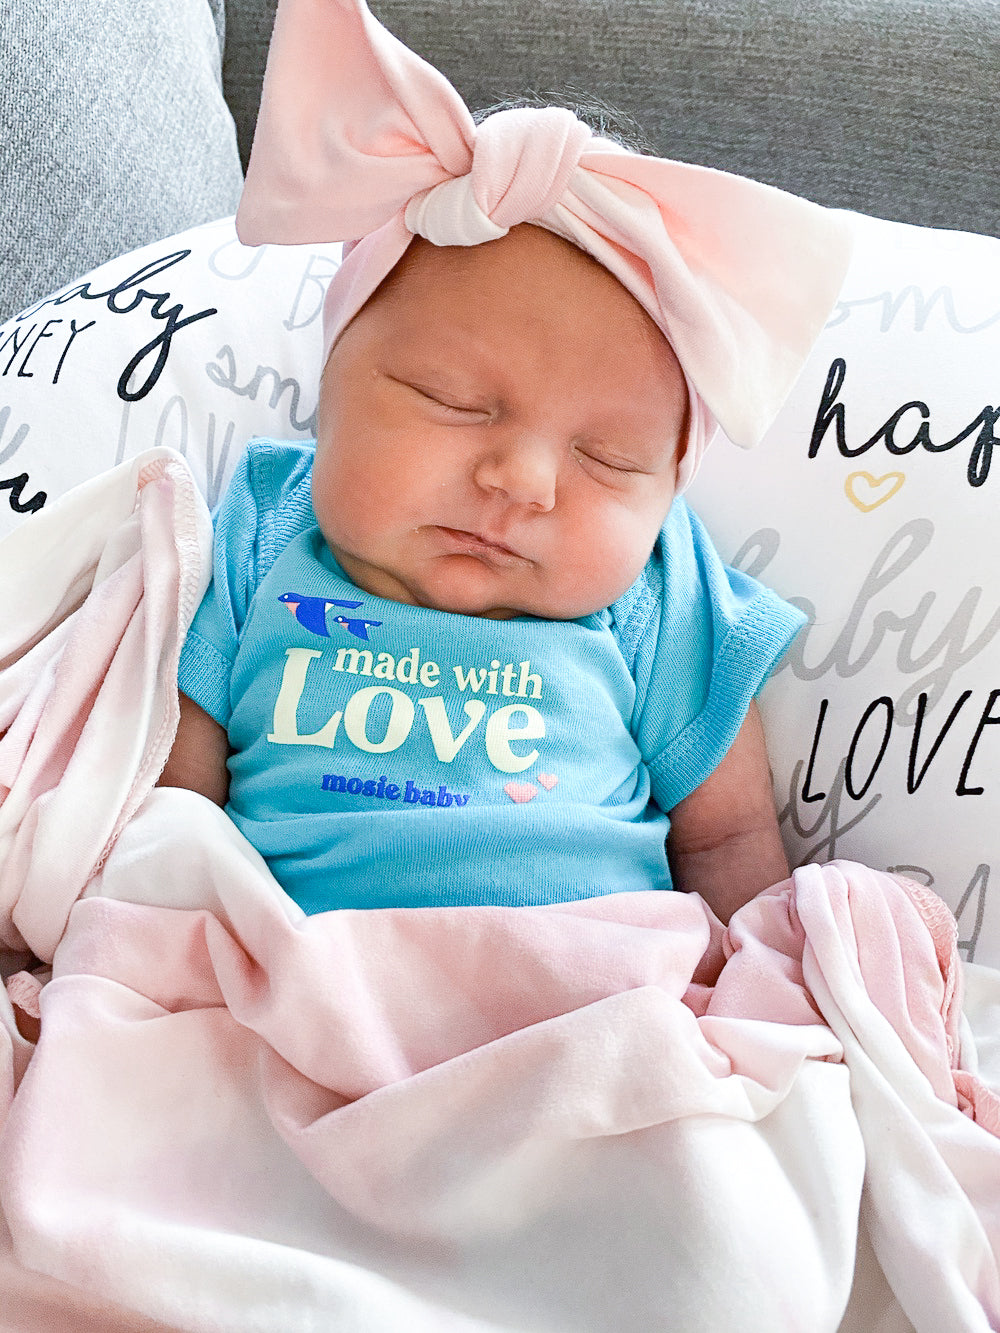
left=844, top=471, right=906, bottom=512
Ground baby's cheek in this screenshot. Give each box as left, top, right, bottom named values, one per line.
left=309, top=450, right=341, bottom=541
left=557, top=514, right=649, bottom=607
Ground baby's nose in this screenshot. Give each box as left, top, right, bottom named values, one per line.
left=473, top=438, right=558, bottom=511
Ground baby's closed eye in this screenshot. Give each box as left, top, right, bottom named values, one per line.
left=393, top=376, right=492, bottom=419
left=576, top=448, right=645, bottom=474
left=572, top=439, right=657, bottom=479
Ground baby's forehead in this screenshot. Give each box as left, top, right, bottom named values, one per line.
left=383, top=224, right=670, bottom=348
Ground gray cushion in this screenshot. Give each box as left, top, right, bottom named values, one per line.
left=223, top=0, right=280, bottom=172
left=226, top=0, right=1000, bottom=238
left=0, top=0, right=243, bottom=321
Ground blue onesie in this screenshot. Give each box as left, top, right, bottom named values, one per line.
left=178, top=440, right=805, bottom=914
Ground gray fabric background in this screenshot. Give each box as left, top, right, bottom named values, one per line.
left=4, top=0, right=1000, bottom=323
left=0, top=0, right=243, bottom=321
left=226, top=0, right=1000, bottom=238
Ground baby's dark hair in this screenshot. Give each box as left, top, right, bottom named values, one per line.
left=472, top=91, right=656, bottom=157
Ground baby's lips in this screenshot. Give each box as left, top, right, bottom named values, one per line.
left=434, top=526, right=529, bottom=566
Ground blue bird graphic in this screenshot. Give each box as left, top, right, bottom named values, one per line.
left=330, top=614, right=382, bottom=641
left=279, top=592, right=364, bottom=638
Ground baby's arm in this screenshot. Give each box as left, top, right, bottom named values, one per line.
left=158, top=692, right=231, bottom=807
left=667, top=700, right=789, bottom=923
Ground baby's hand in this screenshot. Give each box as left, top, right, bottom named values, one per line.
left=667, top=701, right=789, bottom=923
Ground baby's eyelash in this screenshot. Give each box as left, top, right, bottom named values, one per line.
left=412, top=384, right=484, bottom=415
left=431, top=395, right=477, bottom=414
left=575, top=447, right=645, bottom=476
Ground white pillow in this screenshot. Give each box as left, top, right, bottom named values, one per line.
left=3, top=211, right=998, bottom=968
left=0, top=217, right=339, bottom=532
left=689, top=211, right=1000, bottom=968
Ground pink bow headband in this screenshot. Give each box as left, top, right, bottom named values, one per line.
left=237, top=0, right=854, bottom=491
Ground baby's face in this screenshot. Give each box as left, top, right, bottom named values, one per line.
left=313, top=224, right=687, bottom=620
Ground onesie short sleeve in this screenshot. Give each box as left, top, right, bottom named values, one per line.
left=610, top=499, right=806, bottom=815
left=178, top=439, right=316, bottom=727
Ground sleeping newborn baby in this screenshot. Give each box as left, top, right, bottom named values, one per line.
left=159, top=0, right=853, bottom=923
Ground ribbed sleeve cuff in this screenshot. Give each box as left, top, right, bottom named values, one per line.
left=177, top=631, right=235, bottom=730
left=650, top=589, right=805, bottom=812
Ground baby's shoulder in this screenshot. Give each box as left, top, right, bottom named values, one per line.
left=214, top=438, right=319, bottom=592
left=608, top=500, right=697, bottom=665
left=230, top=437, right=316, bottom=515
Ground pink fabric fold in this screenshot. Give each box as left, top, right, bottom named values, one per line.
left=236, top=0, right=855, bottom=486
left=3, top=801, right=1000, bottom=1330
left=0, top=448, right=212, bottom=961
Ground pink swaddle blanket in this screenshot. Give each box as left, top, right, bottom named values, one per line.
left=235, top=0, right=855, bottom=490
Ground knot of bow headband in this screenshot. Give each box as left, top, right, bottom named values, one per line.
left=237, top=0, right=854, bottom=489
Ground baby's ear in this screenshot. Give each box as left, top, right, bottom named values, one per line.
left=669, top=399, right=693, bottom=486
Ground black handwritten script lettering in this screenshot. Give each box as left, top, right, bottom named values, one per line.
left=782, top=732, right=995, bottom=964
left=737, top=522, right=1000, bottom=890
left=779, top=686, right=998, bottom=944
left=956, top=690, right=1000, bottom=795
left=0, top=317, right=97, bottom=387
left=799, top=688, right=1000, bottom=806
left=780, top=754, right=880, bottom=865
left=0, top=404, right=45, bottom=514
left=0, top=473, right=46, bottom=514
left=809, top=357, right=1000, bottom=488
left=206, top=345, right=317, bottom=436
left=8, top=252, right=216, bottom=402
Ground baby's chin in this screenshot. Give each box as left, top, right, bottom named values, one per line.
left=409, top=586, right=535, bottom=621
left=416, top=558, right=645, bottom=620
left=412, top=581, right=609, bottom=622
left=330, top=544, right=623, bottom=621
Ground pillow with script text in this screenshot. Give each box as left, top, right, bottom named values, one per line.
left=689, top=210, right=1000, bottom=968
left=5, top=207, right=999, bottom=967
left=0, top=217, right=340, bottom=539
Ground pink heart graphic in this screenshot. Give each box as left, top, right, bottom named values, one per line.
left=538, top=773, right=559, bottom=790
left=504, top=781, right=538, bottom=804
